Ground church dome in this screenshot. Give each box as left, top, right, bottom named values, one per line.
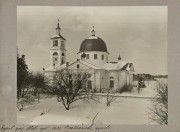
left=79, top=37, right=108, bottom=52
left=79, top=27, right=108, bottom=53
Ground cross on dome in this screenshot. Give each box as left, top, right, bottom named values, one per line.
left=56, top=19, right=60, bottom=29
left=91, top=26, right=95, bottom=36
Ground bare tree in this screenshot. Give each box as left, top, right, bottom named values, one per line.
left=31, top=72, right=50, bottom=103
left=106, top=87, right=116, bottom=107
left=149, top=80, right=168, bottom=125
left=52, top=69, right=89, bottom=110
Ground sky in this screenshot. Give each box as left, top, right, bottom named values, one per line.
left=17, top=6, right=167, bottom=75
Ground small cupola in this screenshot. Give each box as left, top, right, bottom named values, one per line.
left=81, top=52, right=86, bottom=61
left=118, top=54, right=121, bottom=61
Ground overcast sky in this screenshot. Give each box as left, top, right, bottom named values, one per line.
left=17, top=6, right=167, bottom=75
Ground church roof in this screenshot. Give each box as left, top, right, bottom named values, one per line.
left=79, top=27, right=108, bottom=53
left=102, top=61, right=134, bottom=71
left=51, top=34, right=66, bottom=40
left=45, top=63, right=67, bottom=71
left=79, top=37, right=108, bottom=53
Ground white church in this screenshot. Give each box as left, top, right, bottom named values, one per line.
left=45, top=21, right=135, bottom=92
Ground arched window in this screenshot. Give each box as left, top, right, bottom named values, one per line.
left=52, top=52, right=58, bottom=64
left=62, top=53, right=65, bottom=56
left=53, top=52, right=58, bottom=56
left=110, top=76, right=114, bottom=88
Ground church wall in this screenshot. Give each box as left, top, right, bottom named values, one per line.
left=109, top=71, right=118, bottom=90
left=118, top=70, right=127, bottom=88
left=78, top=51, right=108, bottom=66
left=66, top=61, right=96, bottom=90
left=127, top=71, right=134, bottom=86
left=50, top=38, right=66, bottom=68
left=94, top=70, right=109, bottom=92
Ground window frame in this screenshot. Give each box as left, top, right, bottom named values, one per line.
left=94, top=54, right=97, bottom=59
left=110, top=76, right=114, bottom=88
left=86, top=54, right=89, bottom=59
left=53, top=40, right=58, bottom=47
left=87, top=80, right=92, bottom=89
left=77, top=64, right=79, bottom=69
left=101, top=55, right=104, bottom=60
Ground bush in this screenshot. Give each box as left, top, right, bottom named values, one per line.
left=149, top=81, right=168, bottom=125
left=17, top=94, right=35, bottom=111
left=117, top=84, right=133, bottom=94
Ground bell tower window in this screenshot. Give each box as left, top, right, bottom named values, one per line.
left=61, top=41, right=65, bottom=49
left=52, top=52, right=58, bottom=64
left=53, top=40, right=58, bottom=47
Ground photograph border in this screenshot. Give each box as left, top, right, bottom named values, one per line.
left=0, top=0, right=180, bottom=132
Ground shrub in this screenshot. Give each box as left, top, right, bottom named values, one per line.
left=149, top=81, right=168, bottom=125
left=117, top=84, right=133, bottom=94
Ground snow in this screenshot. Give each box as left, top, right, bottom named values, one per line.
left=102, top=61, right=128, bottom=70
left=17, top=81, right=159, bottom=125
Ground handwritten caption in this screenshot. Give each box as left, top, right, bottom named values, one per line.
left=0, top=124, right=110, bottom=132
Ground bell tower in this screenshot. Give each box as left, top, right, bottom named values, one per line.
left=50, top=20, right=66, bottom=69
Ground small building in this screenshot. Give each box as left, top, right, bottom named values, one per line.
left=45, top=21, right=135, bottom=92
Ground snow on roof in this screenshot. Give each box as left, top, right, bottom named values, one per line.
left=51, top=34, right=66, bottom=40
left=102, top=61, right=134, bottom=71
left=45, top=60, right=134, bottom=72
left=88, top=36, right=98, bottom=39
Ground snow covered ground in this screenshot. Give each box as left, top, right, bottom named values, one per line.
left=17, top=81, right=160, bottom=125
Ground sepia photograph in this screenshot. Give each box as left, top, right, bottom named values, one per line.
left=17, top=6, right=167, bottom=125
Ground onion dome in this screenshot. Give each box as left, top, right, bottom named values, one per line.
left=118, top=54, right=121, bottom=60
left=79, top=26, right=108, bottom=53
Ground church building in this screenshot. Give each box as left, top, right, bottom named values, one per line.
left=45, top=21, right=135, bottom=92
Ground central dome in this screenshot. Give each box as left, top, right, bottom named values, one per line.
left=79, top=36, right=108, bottom=52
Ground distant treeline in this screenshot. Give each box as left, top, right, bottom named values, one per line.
left=133, top=74, right=168, bottom=81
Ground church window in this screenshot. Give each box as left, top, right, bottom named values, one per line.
left=62, top=53, right=65, bottom=56
left=53, top=40, right=58, bottom=47
left=53, top=52, right=58, bottom=64
left=77, top=64, right=79, bottom=69
left=110, top=76, right=114, bottom=88
left=86, top=54, right=89, bottom=59
left=87, top=80, right=92, bottom=89
left=101, top=55, right=104, bottom=60
left=53, top=52, right=58, bottom=56
left=94, top=54, right=97, bottom=59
